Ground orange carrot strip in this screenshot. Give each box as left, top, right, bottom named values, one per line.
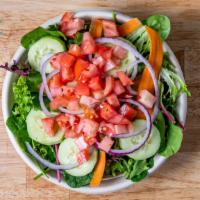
left=90, top=151, right=106, bottom=187
left=118, top=18, right=141, bottom=37
left=90, top=19, right=103, bottom=38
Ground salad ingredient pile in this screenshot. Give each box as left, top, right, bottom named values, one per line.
left=4, top=11, right=190, bottom=188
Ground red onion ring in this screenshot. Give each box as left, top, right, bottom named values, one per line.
left=126, top=86, right=137, bottom=95
left=107, top=99, right=152, bottom=156
left=25, top=142, right=78, bottom=170
left=96, top=38, right=160, bottom=121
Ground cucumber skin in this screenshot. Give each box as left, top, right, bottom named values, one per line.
left=28, top=36, right=66, bottom=73
left=120, top=120, right=161, bottom=160
left=26, top=109, right=64, bottom=145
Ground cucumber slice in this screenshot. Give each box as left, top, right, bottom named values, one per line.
left=28, top=36, right=66, bottom=73
left=108, top=51, right=137, bottom=77
left=26, top=109, right=64, bottom=145
left=119, top=120, right=161, bottom=160
left=58, top=138, right=98, bottom=176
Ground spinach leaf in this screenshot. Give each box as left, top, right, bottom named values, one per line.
left=160, top=121, right=183, bottom=157
left=142, top=15, right=171, bottom=40
left=26, top=71, right=42, bottom=92
left=21, top=27, right=66, bottom=49
left=63, top=172, right=93, bottom=188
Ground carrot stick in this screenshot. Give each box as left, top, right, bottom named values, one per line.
left=90, top=151, right=106, bottom=187
left=90, top=19, right=103, bottom=38
left=118, top=18, right=141, bottom=37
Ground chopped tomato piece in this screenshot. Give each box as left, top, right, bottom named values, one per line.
left=50, top=53, right=63, bottom=70
left=75, top=136, right=89, bottom=151
left=92, top=55, right=105, bottom=69
left=90, top=19, right=103, bottom=38
left=113, top=80, right=125, bottom=95
left=77, top=149, right=90, bottom=165
left=99, top=102, right=117, bottom=121
left=113, top=46, right=128, bottom=59
left=49, top=96, right=68, bottom=110
left=114, top=124, right=128, bottom=134
left=68, top=44, right=82, bottom=57
left=41, top=117, right=58, bottom=136
left=60, top=53, right=76, bottom=83
left=104, top=59, right=117, bottom=72
left=138, top=89, right=156, bottom=109
left=49, top=74, right=63, bottom=97
left=64, top=129, right=79, bottom=138
left=81, top=64, right=99, bottom=80
left=106, top=94, right=120, bottom=107
left=67, top=98, right=81, bottom=111
left=98, top=136, right=114, bottom=152
left=86, top=137, right=97, bottom=146
left=61, top=85, right=75, bottom=97
left=108, top=114, right=130, bottom=125
left=117, top=71, right=133, bottom=86
left=102, top=20, right=119, bottom=37
left=112, top=56, right=121, bottom=66
left=96, top=44, right=112, bottom=60
left=83, top=107, right=98, bottom=120
left=99, top=121, right=116, bottom=136
left=81, top=32, right=96, bottom=55
left=61, top=12, right=73, bottom=24
left=80, top=95, right=99, bottom=107
left=74, top=58, right=90, bottom=80
left=56, top=114, right=70, bottom=130
left=119, top=103, right=137, bottom=120
left=104, top=76, right=114, bottom=96
left=89, top=76, right=103, bottom=91
left=92, top=90, right=104, bottom=100
left=75, top=82, right=90, bottom=96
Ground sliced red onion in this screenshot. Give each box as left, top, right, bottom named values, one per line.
left=107, top=99, right=152, bottom=156
left=126, top=85, right=137, bottom=95
left=55, top=144, right=61, bottom=182
left=160, top=102, right=176, bottom=124
left=96, top=38, right=160, bottom=121
left=25, top=142, right=78, bottom=170
left=40, top=54, right=84, bottom=115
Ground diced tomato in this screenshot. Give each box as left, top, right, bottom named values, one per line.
left=68, top=115, right=80, bottom=126
left=104, top=76, right=114, bottom=96
left=56, top=114, right=70, bottom=130
left=75, top=136, right=89, bottom=151
left=41, top=117, right=58, bottom=136
left=92, top=90, right=104, bottom=100
left=98, top=136, right=114, bottom=152
left=92, top=55, right=106, bottom=69
left=138, top=89, right=156, bottom=109
left=117, top=71, right=133, bottom=86
left=99, top=121, right=116, bottom=136
left=79, top=95, right=99, bottom=107
left=61, top=12, right=73, bottom=24
left=61, top=85, right=75, bottom=97
left=76, top=119, right=99, bottom=138
left=86, top=137, right=97, bottom=146
left=99, top=102, right=117, bottom=121
left=50, top=53, right=63, bottom=70
left=77, top=149, right=90, bottom=165
left=49, top=74, right=63, bottom=97
left=112, top=56, right=121, bottom=66
left=108, top=114, right=130, bottom=125
left=106, top=94, right=120, bottom=107
left=83, top=107, right=98, bottom=120
left=89, top=76, right=103, bottom=91
left=81, top=64, right=99, bottom=80
left=119, top=103, right=137, bottom=120
left=102, top=20, right=119, bottom=37
left=114, top=124, right=128, bottom=134
left=64, top=129, right=78, bottom=138
left=96, top=44, right=113, bottom=60
left=81, top=32, right=96, bottom=55
left=67, top=98, right=81, bottom=111
left=68, top=44, right=82, bottom=57
left=60, top=53, right=76, bottom=83
left=75, top=82, right=90, bottom=96
left=74, top=58, right=90, bottom=80
left=113, top=80, right=125, bottom=95
left=49, top=96, right=68, bottom=110
left=113, top=46, right=128, bottom=59
left=104, top=59, right=117, bottom=72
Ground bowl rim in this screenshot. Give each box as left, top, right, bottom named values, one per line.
left=2, top=10, right=187, bottom=194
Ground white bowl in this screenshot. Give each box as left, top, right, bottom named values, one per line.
left=2, top=10, right=187, bottom=194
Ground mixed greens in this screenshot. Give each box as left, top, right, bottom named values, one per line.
left=4, top=12, right=190, bottom=189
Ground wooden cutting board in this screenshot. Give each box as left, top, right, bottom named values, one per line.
left=0, top=0, right=200, bottom=199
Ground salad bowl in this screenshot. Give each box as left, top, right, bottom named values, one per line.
left=2, top=10, right=187, bottom=194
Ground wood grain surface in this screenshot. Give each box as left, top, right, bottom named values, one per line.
left=0, top=0, right=200, bottom=199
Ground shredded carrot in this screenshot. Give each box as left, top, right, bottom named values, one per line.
left=118, top=18, right=141, bottom=37
left=90, top=19, right=103, bottom=38
left=90, top=151, right=106, bottom=187
left=137, top=26, right=163, bottom=119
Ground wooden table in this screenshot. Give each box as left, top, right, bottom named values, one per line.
left=0, top=0, right=200, bottom=199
